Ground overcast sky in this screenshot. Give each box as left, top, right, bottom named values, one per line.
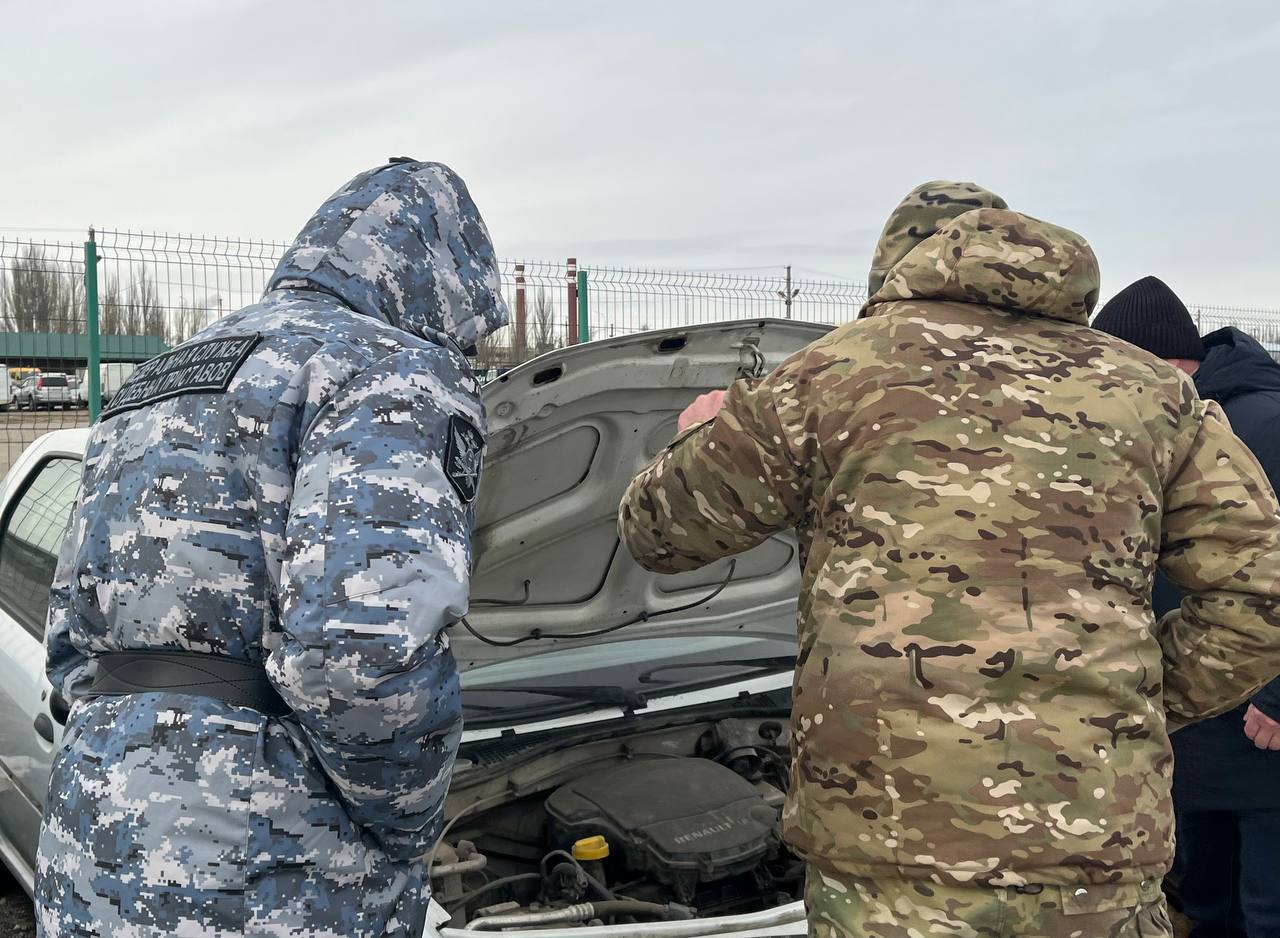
left=3, top=1, right=1278, bottom=306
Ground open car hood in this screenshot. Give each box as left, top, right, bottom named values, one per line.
left=458, top=320, right=831, bottom=672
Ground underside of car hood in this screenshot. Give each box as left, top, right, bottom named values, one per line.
left=458, top=320, right=831, bottom=672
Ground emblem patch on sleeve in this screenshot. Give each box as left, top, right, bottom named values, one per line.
left=445, top=415, right=484, bottom=503
left=101, top=334, right=262, bottom=419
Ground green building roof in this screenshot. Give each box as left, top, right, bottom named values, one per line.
left=0, top=332, right=168, bottom=364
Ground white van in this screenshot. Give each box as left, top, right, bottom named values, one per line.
left=77, top=362, right=137, bottom=407
left=0, top=367, right=11, bottom=412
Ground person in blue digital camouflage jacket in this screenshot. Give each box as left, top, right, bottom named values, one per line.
left=34, top=158, right=508, bottom=937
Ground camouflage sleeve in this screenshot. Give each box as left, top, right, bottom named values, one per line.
left=268, top=347, right=478, bottom=862
left=45, top=486, right=96, bottom=701
left=1158, top=396, right=1280, bottom=724
left=618, top=374, right=805, bottom=574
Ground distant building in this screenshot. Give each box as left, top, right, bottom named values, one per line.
left=0, top=332, right=167, bottom=373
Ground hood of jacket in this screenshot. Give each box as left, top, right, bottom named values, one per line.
left=862, top=207, right=1100, bottom=325
left=268, top=159, right=508, bottom=348
left=866, top=180, right=1008, bottom=296
left=1196, top=326, right=1280, bottom=404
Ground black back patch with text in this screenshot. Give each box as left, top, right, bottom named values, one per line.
left=444, top=415, right=484, bottom=503
left=101, top=334, right=262, bottom=419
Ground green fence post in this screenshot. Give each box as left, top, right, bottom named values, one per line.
left=84, top=228, right=101, bottom=422
left=577, top=268, right=590, bottom=343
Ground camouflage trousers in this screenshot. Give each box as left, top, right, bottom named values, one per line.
left=804, top=867, right=1173, bottom=938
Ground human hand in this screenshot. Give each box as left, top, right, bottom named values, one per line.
left=1244, top=704, right=1280, bottom=750
left=677, top=390, right=727, bottom=434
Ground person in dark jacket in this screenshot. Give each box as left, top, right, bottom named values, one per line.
left=1094, top=275, right=1280, bottom=938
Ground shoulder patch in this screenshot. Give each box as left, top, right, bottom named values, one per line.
left=444, top=415, right=484, bottom=503
left=101, top=334, right=262, bottom=419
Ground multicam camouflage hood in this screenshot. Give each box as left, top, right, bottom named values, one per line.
left=269, top=159, right=509, bottom=348
left=865, top=180, right=1008, bottom=297
left=865, top=205, right=1101, bottom=324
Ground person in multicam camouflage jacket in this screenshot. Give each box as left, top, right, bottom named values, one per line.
left=619, top=181, right=1280, bottom=937
left=35, top=159, right=507, bottom=937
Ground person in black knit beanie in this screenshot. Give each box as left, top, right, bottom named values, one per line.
left=1092, top=275, right=1204, bottom=371
left=1096, top=275, right=1280, bottom=938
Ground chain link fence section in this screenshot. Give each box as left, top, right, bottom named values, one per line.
left=0, top=237, right=91, bottom=473
left=475, top=264, right=869, bottom=376
left=7, top=226, right=1280, bottom=476
left=586, top=266, right=866, bottom=337
left=473, top=259, right=575, bottom=377
left=94, top=229, right=289, bottom=353
left=1190, top=305, right=1280, bottom=355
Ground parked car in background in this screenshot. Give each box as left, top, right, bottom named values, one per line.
left=13, top=374, right=74, bottom=411
left=11, top=377, right=34, bottom=411
left=66, top=375, right=85, bottom=408
left=0, top=367, right=12, bottom=412
left=77, top=362, right=136, bottom=408
left=0, top=322, right=825, bottom=938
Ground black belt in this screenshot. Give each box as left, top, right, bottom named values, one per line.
left=88, top=651, right=290, bottom=717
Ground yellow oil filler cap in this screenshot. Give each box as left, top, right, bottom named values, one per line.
left=572, top=835, right=610, bottom=862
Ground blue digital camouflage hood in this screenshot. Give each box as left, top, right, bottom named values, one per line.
left=269, top=158, right=509, bottom=349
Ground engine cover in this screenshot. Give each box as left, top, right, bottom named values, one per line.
left=545, top=757, right=779, bottom=888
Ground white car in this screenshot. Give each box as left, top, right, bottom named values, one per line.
left=0, top=321, right=827, bottom=937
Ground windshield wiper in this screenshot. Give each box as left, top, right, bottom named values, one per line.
left=462, top=684, right=647, bottom=709
left=636, top=656, right=797, bottom=685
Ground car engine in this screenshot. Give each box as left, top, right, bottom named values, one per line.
left=546, top=757, right=782, bottom=901
left=431, top=717, right=801, bottom=929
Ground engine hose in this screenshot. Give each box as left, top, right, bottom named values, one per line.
left=464, top=900, right=692, bottom=931
left=429, top=854, right=488, bottom=879
left=593, top=901, right=695, bottom=921
left=539, top=849, right=615, bottom=900
left=453, top=873, right=543, bottom=909
left=464, top=903, right=597, bottom=930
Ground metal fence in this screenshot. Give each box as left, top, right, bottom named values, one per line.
left=1, top=227, right=1278, bottom=475
left=0, top=237, right=92, bottom=472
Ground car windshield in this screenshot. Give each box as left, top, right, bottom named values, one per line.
left=459, top=635, right=796, bottom=726
left=41, top=375, right=66, bottom=387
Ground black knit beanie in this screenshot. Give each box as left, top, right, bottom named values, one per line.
left=1092, top=276, right=1203, bottom=361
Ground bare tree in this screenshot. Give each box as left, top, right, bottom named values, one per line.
left=169, top=296, right=211, bottom=345
left=473, top=325, right=511, bottom=373
left=530, top=288, right=559, bottom=357
left=125, top=266, right=166, bottom=340
left=100, top=276, right=127, bottom=335
left=0, top=246, right=79, bottom=332
left=0, top=270, right=10, bottom=332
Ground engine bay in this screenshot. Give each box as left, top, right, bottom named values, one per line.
left=431, top=714, right=800, bottom=930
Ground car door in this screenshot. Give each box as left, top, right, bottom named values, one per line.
left=0, top=452, right=80, bottom=882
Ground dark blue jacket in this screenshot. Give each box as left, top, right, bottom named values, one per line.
left=1164, top=327, right=1280, bottom=811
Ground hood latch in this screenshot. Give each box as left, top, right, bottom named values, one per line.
left=733, top=336, right=767, bottom=380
